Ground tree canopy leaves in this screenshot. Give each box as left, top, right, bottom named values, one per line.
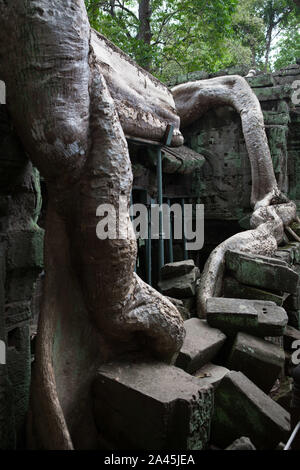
left=85, top=0, right=300, bottom=81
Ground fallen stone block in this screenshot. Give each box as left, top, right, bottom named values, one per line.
left=207, top=298, right=288, bottom=337
left=223, top=276, right=284, bottom=306
left=226, top=332, right=285, bottom=393
left=160, top=260, right=195, bottom=280
left=6, top=228, right=44, bottom=271
left=176, top=319, right=226, bottom=373
left=225, top=250, right=299, bottom=294
left=193, top=363, right=229, bottom=389
left=226, top=436, right=256, bottom=450
left=211, top=371, right=290, bottom=449
left=92, top=361, right=213, bottom=450
left=158, top=268, right=197, bottom=298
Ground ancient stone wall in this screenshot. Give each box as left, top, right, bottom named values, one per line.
left=0, top=105, right=43, bottom=449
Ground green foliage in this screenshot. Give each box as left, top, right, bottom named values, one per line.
left=85, top=0, right=238, bottom=80
left=273, top=24, right=300, bottom=69
left=85, top=0, right=300, bottom=81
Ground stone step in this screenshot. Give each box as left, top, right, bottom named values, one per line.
left=211, top=371, right=290, bottom=449
left=225, top=250, right=299, bottom=294
left=207, top=297, right=288, bottom=337
left=92, top=361, right=213, bottom=450
left=175, top=319, right=226, bottom=373
left=226, top=332, right=285, bottom=393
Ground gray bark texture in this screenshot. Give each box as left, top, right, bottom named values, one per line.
left=0, top=0, right=184, bottom=449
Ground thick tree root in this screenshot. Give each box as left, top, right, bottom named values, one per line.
left=0, top=0, right=184, bottom=449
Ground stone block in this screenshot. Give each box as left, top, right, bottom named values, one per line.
left=4, top=301, right=31, bottom=328
left=158, top=267, right=197, bottom=298
left=207, top=298, right=288, bottom=337
left=252, top=85, right=292, bottom=101
left=193, top=363, right=229, bottom=389
left=6, top=324, right=31, bottom=435
left=6, top=228, right=44, bottom=271
left=226, top=250, right=299, bottom=294
left=223, top=276, right=284, bottom=306
left=0, top=243, right=6, bottom=341
left=160, top=260, right=195, bottom=280
left=176, top=319, right=226, bottom=373
left=6, top=270, right=39, bottom=303
left=92, top=361, right=213, bottom=450
left=211, top=371, right=290, bottom=449
left=226, top=437, right=256, bottom=450
left=226, top=332, right=285, bottom=393
left=263, top=111, right=290, bottom=126
left=246, top=74, right=274, bottom=88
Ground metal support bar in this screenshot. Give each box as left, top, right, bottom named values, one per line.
left=157, top=148, right=164, bottom=278
left=130, top=192, right=136, bottom=273
left=146, top=204, right=152, bottom=286
left=181, top=198, right=188, bottom=260
left=284, top=421, right=300, bottom=450
left=167, top=198, right=173, bottom=263
left=164, top=124, right=174, bottom=146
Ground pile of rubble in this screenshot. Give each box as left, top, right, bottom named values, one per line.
left=92, top=250, right=300, bottom=450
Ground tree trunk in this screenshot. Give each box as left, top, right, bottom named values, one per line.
left=265, top=23, right=273, bottom=72
left=0, top=0, right=184, bottom=449
left=137, top=0, right=152, bottom=70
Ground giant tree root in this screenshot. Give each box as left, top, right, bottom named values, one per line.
left=0, top=0, right=184, bottom=449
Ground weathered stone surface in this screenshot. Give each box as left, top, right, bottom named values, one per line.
left=207, top=298, right=288, bottom=337
left=158, top=267, right=197, bottom=298
left=176, top=319, right=226, bottom=373
left=193, top=363, right=229, bottom=389
left=211, top=371, right=290, bottom=449
left=226, top=332, right=285, bottom=393
left=226, top=436, right=256, bottom=450
left=92, top=361, right=213, bottom=450
left=6, top=324, right=31, bottom=438
left=6, top=229, right=44, bottom=271
left=223, top=276, right=284, bottom=306
left=4, top=302, right=31, bottom=328
left=283, top=325, right=300, bottom=351
left=226, top=250, right=299, bottom=294
left=252, top=85, right=292, bottom=101
left=263, top=111, right=290, bottom=126
left=161, top=259, right=195, bottom=280
left=246, top=74, right=274, bottom=88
